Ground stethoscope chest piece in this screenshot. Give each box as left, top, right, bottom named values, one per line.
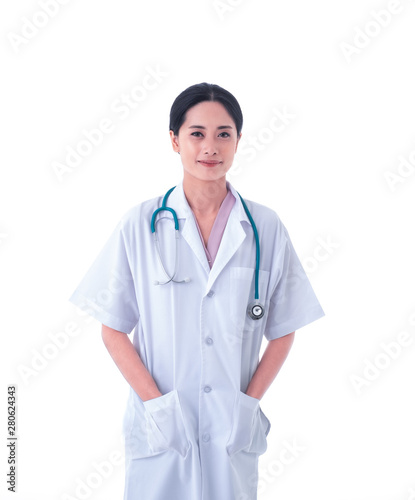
left=247, top=301, right=265, bottom=320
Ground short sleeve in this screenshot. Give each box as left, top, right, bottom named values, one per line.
left=68, top=217, right=140, bottom=334
left=264, top=225, right=325, bottom=340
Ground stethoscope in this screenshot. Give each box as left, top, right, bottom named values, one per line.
left=150, top=187, right=265, bottom=320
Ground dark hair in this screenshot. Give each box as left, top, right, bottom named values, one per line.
left=169, top=83, right=243, bottom=137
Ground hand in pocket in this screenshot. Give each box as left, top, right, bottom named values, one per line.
left=143, top=390, right=190, bottom=458
left=226, top=391, right=270, bottom=457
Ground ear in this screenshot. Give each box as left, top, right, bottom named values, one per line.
left=234, top=133, right=241, bottom=153
left=170, top=130, right=180, bottom=153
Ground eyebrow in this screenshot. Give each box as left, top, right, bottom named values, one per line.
left=188, top=125, right=233, bottom=130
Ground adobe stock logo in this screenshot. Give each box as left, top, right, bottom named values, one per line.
left=7, top=0, right=73, bottom=53
left=51, top=64, right=168, bottom=182
left=229, top=105, right=297, bottom=179
left=349, top=312, right=415, bottom=395
left=339, top=0, right=410, bottom=64
left=301, top=235, right=340, bottom=275
left=236, top=438, right=306, bottom=500
left=61, top=448, right=124, bottom=500
left=383, top=145, right=415, bottom=192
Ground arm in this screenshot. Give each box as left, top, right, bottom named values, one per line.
left=245, top=332, right=295, bottom=400
left=101, top=324, right=162, bottom=401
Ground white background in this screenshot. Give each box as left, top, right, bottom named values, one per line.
left=1, top=1, right=414, bottom=499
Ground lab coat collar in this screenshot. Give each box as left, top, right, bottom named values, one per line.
left=162, top=179, right=251, bottom=292
left=165, top=179, right=251, bottom=226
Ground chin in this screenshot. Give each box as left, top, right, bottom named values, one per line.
left=184, top=167, right=225, bottom=181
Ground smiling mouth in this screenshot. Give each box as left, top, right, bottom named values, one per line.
left=198, top=160, right=222, bottom=166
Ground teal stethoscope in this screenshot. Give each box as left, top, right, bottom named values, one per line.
left=150, top=186, right=265, bottom=320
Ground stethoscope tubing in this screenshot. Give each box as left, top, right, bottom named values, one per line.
left=150, top=186, right=264, bottom=319
left=236, top=193, right=260, bottom=301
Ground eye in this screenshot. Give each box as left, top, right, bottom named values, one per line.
left=219, top=132, right=230, bottom=138
left=191, top=131, right=203, bottom=137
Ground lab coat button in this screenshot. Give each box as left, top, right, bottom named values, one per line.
left=204, top=385, right=212, bottom=393
left=205, top=337, right=213, bottom=345
left=207, top=290, right=215, bottom=297
left=202, top=433, right=210, bottom=443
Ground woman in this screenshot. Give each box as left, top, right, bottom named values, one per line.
left=69, top=83, right=325, bottom=500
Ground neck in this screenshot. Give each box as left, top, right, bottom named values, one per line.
left=183, top=175, right=228, bottom=216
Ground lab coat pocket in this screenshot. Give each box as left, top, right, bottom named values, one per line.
left=143, top=390, right=190, bottom=458
left=226, top=391, right=271, bottom=457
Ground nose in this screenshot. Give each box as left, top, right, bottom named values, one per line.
left=202, top=136, right=218, bottom=156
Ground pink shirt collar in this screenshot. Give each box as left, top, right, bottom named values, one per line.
left=191, top=183, right=236, bottom=269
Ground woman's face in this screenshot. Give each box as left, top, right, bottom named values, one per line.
left=170, top=100, right=240, bottom=184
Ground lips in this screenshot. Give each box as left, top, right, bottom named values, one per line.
left=198, top=160, right=222, bottom=166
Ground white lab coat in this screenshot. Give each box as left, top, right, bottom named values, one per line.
left=69, top=180, right=324, bottom=500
